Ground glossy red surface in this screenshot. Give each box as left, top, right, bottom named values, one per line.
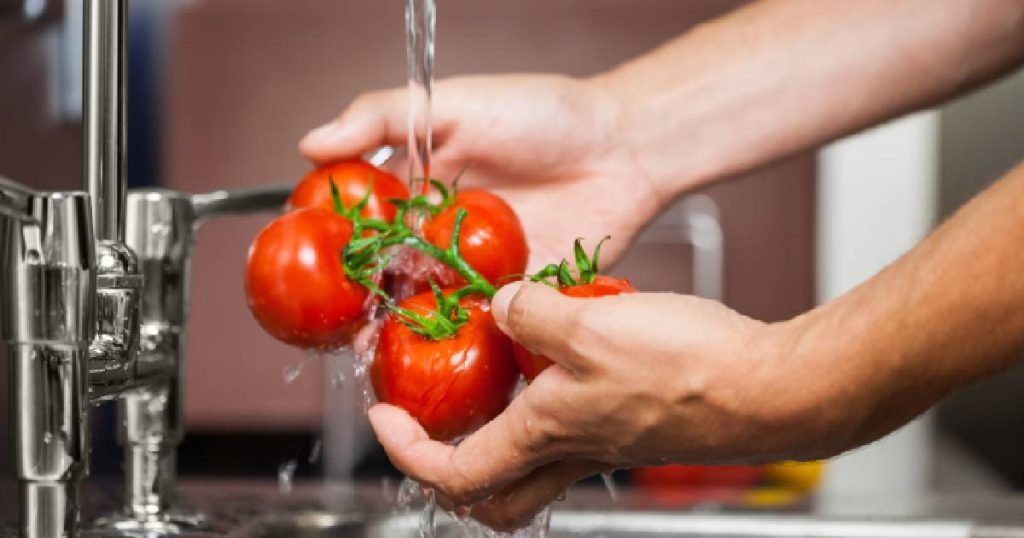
left=245, top=208, right=369, bottom=349
left=371, top=291, right=519, bottom=441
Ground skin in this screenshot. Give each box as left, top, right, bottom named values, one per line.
left=299, top=0, right=1024, bottom=530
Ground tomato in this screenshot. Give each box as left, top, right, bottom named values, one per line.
left=245, top=208, right=369, bottom=349
left=288, top=159, right=409, bottom=221
left=632, top=464, right=765, bottom=488
left=423, top=190, right=528, bottom=286
left=371, top=291, right=519, bottom=441
left=514, top=275, right=636, bottom=380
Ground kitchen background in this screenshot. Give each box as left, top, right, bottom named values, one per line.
left=0, top=0, right=1021, bottom=498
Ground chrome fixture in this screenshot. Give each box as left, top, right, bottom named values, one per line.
left=0, top=0, right=294, bottom=535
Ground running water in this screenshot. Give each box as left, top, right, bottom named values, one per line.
left=601, top=472, right=619, bottom=502
left=278, top=459, right=298, bottom=494
left=405, top=0, right=435, bottom=196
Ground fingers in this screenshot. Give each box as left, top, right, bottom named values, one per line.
left=491, top=281, right=590, bottom=371
left=299, top=88, right=408, bottom=164
left=368, top=387, right=569, bottom=506
left=470, top=460, right=607, bottom=532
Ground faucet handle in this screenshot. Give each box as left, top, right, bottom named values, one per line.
left=190, top=182, right=294, bottom=224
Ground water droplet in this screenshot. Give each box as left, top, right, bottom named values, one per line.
left=282, top=361, right=306, bottom=384
left=418, top=488, right=437, bottom=538
left=601, top=471, right=618, bottom=502
left=308, top=438, right=322, bottom=464
left=278, top=459, right=298, bottom=494
left=42, top=432, right=53, bottom=444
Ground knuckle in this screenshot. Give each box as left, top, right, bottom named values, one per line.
left=517, top=399, right=564, bottom=458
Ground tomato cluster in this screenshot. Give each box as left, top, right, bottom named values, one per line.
left=245, top=159, right=629, bottom=442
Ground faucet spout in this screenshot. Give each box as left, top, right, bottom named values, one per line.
left=83, top=0, right=128, bottom=243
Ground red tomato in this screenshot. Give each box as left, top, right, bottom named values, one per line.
left=371, top=291, right=519, bottom=441
left=632, top=464, right=764, bottom=488
left=245, top=208, right=369, bottom=349
left=423, top=190, right=528, bottom=286
left=288, top=159, right=409, bottom=221
left=514, top=275, right=636, bottom=380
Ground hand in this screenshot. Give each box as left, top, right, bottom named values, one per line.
left=300, top=75, right=665, bottom=269
left=368, top=282, right=850, bottom=530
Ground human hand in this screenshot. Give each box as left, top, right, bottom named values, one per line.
left=300, top=75, right=666, bottom=269
left=368, top=282, right=853, bottom=530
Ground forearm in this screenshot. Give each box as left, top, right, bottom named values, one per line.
left=782, top=161, right=1024, bottom=454
left=595, top=0, right=1024, bottom=198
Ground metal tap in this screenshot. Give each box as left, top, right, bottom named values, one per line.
left=0, top=0, right=291, bottom=535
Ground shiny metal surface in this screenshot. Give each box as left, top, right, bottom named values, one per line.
left=190, top=183, right=293, bottom=222
left=98, top=186, right=290, bottom=531
left=0, top=175, right=38, bottom=222
left=357, top=512, right=975, bottom=538
left=88, top=240, right=144, bottom=401
left=83, top=0, right=127, bottom=243
left=1, top=191, right=95, bottom=538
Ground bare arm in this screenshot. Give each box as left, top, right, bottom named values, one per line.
left=599, top=0, right=1024, bottom=197
left=370, top=149, right=1024, bottom=533
left=302, top=0, right=1024, bottom=267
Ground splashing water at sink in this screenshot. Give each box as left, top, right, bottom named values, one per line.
left=278, top=459, right=298, bottom=494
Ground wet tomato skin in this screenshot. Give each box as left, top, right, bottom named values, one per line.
left=371, top=291, right=519, bottom=441
left=514, top=275, right=636, bottom=380
left=288, top=159, right=409, bottom=221
left=423, top=190, right=529, bottom=286
left=245, top=208, right=369, bottom=349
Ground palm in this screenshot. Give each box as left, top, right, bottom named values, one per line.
left=424, top=75, right=660, bottom=271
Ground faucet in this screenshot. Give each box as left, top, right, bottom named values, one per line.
left=0, top=1, right=292, bottom=536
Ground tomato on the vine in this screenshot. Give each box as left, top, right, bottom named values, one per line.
left=245, top=208, right=369, bottom=349
left=371, top=290, right=518, bottom=441
left=423, top=190, right=528, bottom=286
left=289, top=159, right=409, bottom=221
left=514, top=275, right=635, bottom=380
left=514, top=239, right=635, bottom=380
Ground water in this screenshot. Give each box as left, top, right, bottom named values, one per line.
left=601, top=472, right=619, bottom=502
left=405, top=0, right=435, bottom=195
left=278, top=459, right=298, bottom=494
left=308, top=437, right=322, bottom=464
left=282, top=354, right=315, bottom=384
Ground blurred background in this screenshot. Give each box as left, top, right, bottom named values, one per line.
left=0, top=0, right=1022, bottom=501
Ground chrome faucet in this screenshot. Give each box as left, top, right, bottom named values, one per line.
left=0, top=1, right=293, bottom=536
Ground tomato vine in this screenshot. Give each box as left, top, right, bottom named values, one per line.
left=329, top=177, right=496, bottom=340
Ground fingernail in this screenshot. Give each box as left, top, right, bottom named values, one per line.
left=301, top=122, right=350, bottom=148
left=491, top=281, right=523, bottom=326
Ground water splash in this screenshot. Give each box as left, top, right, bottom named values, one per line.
left=600, top=471, right=619, bottom=502
left=308, top=437, right=322, bottom=464
left=419, top=488, right=437, bottom=538
left=277, top=459, right=298, bottom=494
left=283, top=353, right=317, bottom=384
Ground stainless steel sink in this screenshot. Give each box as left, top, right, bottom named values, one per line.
left=246, top=510, right=1014, bottom=538
left=8, top=481, right=1024, bottom=538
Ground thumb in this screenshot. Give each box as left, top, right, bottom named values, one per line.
left=492, top=281, right=587, bottom=369
left=299, top=88, right=408, bottom=164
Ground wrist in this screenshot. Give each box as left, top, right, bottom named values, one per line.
left=587, top=66, right=729, bottom=205
left=750, top=314, right=873, bottom=460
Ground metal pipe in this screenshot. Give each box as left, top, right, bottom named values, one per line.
left=83, top=0, right=128, bottom=243
left=190, top=182, right=294, bottom=223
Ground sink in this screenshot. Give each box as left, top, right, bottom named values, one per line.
left=249, top=510, right=982, bottom=538
left=8, top=481, right=1024, bottom=538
